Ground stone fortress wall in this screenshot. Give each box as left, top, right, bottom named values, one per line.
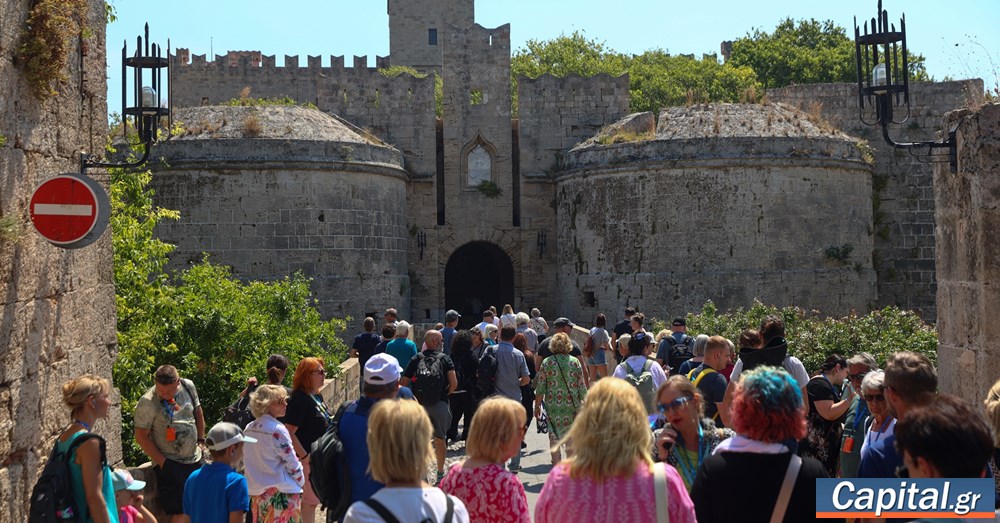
left=769, top=80, right=984, bottom=321
left=0, top=1, right=117, bottom=520
left=161, top=1, right=983, bottom=328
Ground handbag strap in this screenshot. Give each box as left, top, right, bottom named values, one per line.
left=555, top=357, right=577, bottom=409
left=653, top=462, right=670, bottom=523
left=364, top=494, right=454, bottom=523
left=770, top=454, right=802, bottom=523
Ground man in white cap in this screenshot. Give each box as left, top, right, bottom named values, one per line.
left=183, top=421, right=257, bottom=523
left=339, top=353, right=406, bottom=505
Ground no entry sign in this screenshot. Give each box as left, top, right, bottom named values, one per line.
left=29, top=173, right=109, bottom=249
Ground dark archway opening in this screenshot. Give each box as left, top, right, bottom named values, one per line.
left=445, top=242, right=515, bottom=329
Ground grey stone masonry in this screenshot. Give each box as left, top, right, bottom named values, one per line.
left=518, top=74, right=630, bottom=177
left=0, top=1, right=118, bottom=520
left=170, top=51, right=438, bottom=178
left=388, top=0, right=474, bottom=73
left=769, top=80, right=985, bottom=322
left=935, top=103, right=1000, bottom=406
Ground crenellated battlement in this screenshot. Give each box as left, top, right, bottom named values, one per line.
left=172, top=49, right=390, bottom=73
left=447, top=23, right=510, bottom=49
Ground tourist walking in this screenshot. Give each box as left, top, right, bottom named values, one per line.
left=529, top=308, right=549, bottom=342
left=401, top=329, right=458, bottom=483
left=801, top=354, right=853, bottom=478
left=281, top=358, right=331, bottom=523
left=690, top=367, right=828, bottom=523
left=351, top=317, right=383, bottom=393
left=343, top=399, right=470, bottom=522
left=584, top=313, right=613, bottom=380
left=384, top=321, right=418, bottom=369
left=57, top=374, right=117, bottom=523
left=243, top=384, right=304, bottom=523
left=183, top=422, right=256, bottom=523
left=440, top=397, right=530, bottom=523
left=652, top=376, right=734, bottom=492
left=535, top=378, right=696, bottom=522
left=858, top=371, right=895, bottom=462
left=447, top=330, right=479, bottom=442
left=533, top=333, right=587, bottom=465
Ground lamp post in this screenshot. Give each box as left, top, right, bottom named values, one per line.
left=537, top=230, right=547, bottom=259
left=417, top=230, right=427, bottom=260
left=82, top=23, right=171, bottom=173
left=854, top=0, right=956, bottom=170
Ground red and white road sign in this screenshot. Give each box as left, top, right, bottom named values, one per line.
left=29, top=173, right=109, bottom=248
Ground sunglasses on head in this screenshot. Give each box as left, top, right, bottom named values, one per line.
left=657, top=396, right=690, bottom=414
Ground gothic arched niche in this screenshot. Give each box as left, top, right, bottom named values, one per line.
left=461, top=135, right=497, bottom=187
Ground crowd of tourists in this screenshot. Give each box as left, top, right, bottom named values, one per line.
left=50, top=305, right=1000, bottom=523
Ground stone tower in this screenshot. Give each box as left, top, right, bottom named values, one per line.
left=388, top=0, right=474, bottom=72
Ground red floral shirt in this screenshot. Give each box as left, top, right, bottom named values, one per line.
left=439, top=462, right=530, bottom=523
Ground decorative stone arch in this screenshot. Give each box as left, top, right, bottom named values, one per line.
left=460, top=134, right=498, bottom=188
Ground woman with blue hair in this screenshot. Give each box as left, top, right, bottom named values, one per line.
left=690, top=366, right=828, bottom=523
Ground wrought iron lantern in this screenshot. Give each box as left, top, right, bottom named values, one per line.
left=82, top=24, right=171, bottom=173
left=854, top=0, right=956, bottom=169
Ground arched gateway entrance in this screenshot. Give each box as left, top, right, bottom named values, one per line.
left=445, top=242, right=515, bottom=329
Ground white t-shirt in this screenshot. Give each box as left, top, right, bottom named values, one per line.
left=500, top=313, right=517, bottom=327
left=475, top=321, right=493, bottom=334
left=729, top=355, right=810, bottom=388
left=343, top=486, right=469, bottom=523
left=613, top=355, right=668, bottom=390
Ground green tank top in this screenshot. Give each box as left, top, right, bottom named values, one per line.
left=56, top=431, right=119, bottom=523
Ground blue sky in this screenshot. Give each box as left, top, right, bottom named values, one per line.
left=106, top=0, right=999, bottom=109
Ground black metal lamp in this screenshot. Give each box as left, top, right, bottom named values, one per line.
left=537, top=230, right=547, bottom=258
left=854, top=0, right=956, bottom=169
left=82, top=24, right=171, bottom=173
left=417, top=230, right=427, bottom=260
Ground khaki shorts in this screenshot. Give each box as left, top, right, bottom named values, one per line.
left=423, top=400, right=452, bottom=440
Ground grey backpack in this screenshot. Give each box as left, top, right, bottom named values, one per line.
left=620, top=359, right=657, bottom=414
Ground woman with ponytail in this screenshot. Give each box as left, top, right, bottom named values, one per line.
left=57, top=374, right=117, bottom=523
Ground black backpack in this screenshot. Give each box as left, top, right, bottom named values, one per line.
left=476, top=346, right=499, bottom=398
left=309, top=401, right=352, bottom=520
left=222, top=383, right=257, bottom=429
left=666, top=335, right=695, bottom=376
left=412, top=352, right=448, bottom=405
left=29, top=433, right=106, bottom=523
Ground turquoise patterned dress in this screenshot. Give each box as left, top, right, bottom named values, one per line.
left=535, top=354, right=587, bottom=439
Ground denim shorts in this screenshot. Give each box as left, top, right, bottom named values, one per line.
left=588, top=348, right=607, bottom=365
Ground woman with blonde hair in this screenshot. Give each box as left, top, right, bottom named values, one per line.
left=652, top=376, right=735, bottom=491
left=281, top=358, right=330, bottom=523
left=55, top=374, right=116, bottom=523
left=533, top=332, right=587, bottom=465
left=344, top=399, right=469, bottom=522
left=440, top=397, right=530, bottom=523
left=535, top=378, right=696, bottom=523
left=500, top=304, right=517, bottom=327
left=243, top=384, right=304, bottom=522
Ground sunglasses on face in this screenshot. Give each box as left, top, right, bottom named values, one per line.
left=657, top=396, right=690, bottom=414
left=313, top=369, right=326, bottom=375
left=863, top=394, right=885, bottom=402
left=848, top=372, right=868, bottom=381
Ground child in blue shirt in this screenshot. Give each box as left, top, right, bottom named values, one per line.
left=183, top=422, right=257, bottom=523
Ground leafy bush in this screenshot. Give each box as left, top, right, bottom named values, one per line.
left=650, top=301, right=937, bottom=375
left=111, top=165, right=347, bottom=465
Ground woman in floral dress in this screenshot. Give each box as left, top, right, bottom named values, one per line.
left=243, top=384, right=304, bottom=523
left=534, top=332, right=588, bottom=464
left=440, top=397, right=531, bottom=523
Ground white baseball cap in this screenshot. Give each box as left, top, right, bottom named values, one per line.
left=205, top=422, right=258, bottom=451
left=364, top=353, right=403, bottom=384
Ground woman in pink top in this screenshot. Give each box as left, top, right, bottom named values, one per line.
left=440, top=397, right=530, bottom=523
left=535, top=378, right=696, bottom=523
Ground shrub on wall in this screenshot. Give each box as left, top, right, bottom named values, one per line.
left=111, top=165, right=347, bottom=465
left=650, top=300, right=937, bottom=375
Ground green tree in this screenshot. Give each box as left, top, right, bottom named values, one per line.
left=511, top=31, right=761, bottom=114
left=111, top=164, right=348, bottom=465
left=729, top=18, right=929, bottom=89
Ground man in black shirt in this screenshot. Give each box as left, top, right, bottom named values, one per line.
left=611, top=307, right=635, bottom=364
left=351, top=317, right=382, bottom=394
